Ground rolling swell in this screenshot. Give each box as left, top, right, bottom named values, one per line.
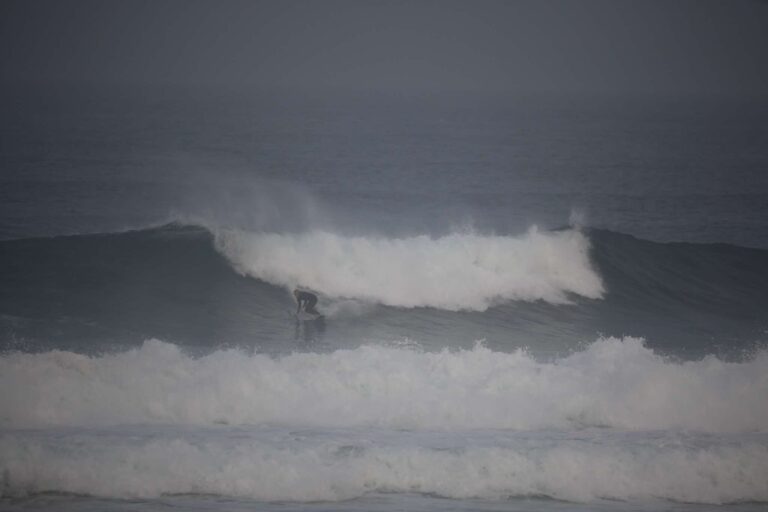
left=0, top=223, right=766, bottom=356
left=0, top=224, right=291, bottom=352
left=588, top=229, right=768, bottom=355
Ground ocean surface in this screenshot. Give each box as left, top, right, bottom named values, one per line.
left=1, top=86, right=767, bottom=511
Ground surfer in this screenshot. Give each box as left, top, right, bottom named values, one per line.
left=294, top=289, right=319, bottom=315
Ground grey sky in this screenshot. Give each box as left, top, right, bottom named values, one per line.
left=2, top=0, right=767, bottom=95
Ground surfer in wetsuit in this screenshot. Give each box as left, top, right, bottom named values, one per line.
left=294, top=289, right=319, bottom=315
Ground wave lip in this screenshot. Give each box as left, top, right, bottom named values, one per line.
left=2, top=337, right=767, bottom=432
left=213, top=227, right=604, bottom=311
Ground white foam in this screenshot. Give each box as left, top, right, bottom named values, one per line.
left=1, top=338, right=767, bottom=432
left=213, top=227, right=604, bottom=311
left=2, top=427, right=767, bottom=503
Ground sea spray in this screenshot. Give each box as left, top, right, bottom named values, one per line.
left=213, top=227, right=605, bottom=310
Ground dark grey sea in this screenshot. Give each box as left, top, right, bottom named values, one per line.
left=1, top=86, right=767, bottom=510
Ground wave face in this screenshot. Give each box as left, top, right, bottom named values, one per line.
left=0, top=223, right=767, bottom=358
left=2, top=337, right=767, bottom=432
left=1, top=223, right=767, bottom=355
left=213, top=227, right=604, bottom=310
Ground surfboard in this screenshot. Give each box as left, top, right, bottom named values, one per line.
left=296, top=311, right=323, bottom=321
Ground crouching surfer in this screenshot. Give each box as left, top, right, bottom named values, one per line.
left=293, top=288, right=325, bottom=344
left=294, top=288, right=320, bottom=316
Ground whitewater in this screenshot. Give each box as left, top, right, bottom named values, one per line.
left=2, top=338, right=768, bottom=505
left=2, top=337, right=767, bottom=432
left=2, top=221, right=768, bottom=508
left=213, top=227, right=605, bottom=310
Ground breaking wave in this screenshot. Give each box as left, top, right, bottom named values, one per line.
left=2, top=337, right=767, bottom=432
left=213, top=227, right=604, bottom=310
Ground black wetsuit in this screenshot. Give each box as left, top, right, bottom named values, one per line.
left=295, top=290, right=319, bottom=315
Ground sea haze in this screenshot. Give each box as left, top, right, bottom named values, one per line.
left=2, top=0, right=768, bottom=509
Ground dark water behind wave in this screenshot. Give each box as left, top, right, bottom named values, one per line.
left=3, top=88, right=768, bottom=249
left=1, top=223, right=765, bottom=359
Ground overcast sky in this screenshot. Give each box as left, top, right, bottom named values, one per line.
left=2, top=0, right=767, bottom=95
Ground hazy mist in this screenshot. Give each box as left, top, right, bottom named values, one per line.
left=2, top=0, right=767, bottom=96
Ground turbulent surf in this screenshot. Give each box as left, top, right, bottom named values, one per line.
left=1, top=222, right=767, bottom=505
left=3, top=86, right=768, bottom=511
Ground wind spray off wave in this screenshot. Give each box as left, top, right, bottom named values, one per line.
left=213, top=227, right=604, bottom=310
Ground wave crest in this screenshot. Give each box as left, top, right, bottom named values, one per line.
left=213, top=227, right=604, bottom=310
